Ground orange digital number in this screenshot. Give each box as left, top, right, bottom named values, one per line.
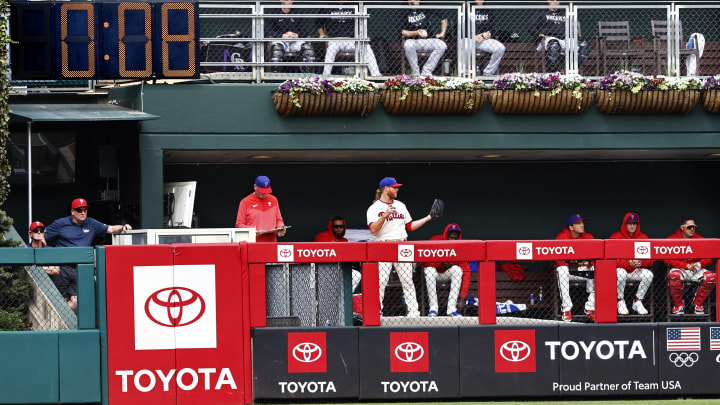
left=160, top=3, right=196, bottom=77
left=118, top=3, right=152, bottom=77
left=60, top=3, right=95, bottom=77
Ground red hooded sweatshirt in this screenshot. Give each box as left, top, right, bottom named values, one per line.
left=426, top=223, right=471, bottom=298
left=313, top=215, right=348, bottom=242
left=665, top=227, right=712, bottom=270
left=610, top=212, right=654, bottom=272
left=554, top=226, right=594, bottom=268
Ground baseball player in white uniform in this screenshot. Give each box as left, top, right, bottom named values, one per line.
left=367, top=177, right=440, bottom=318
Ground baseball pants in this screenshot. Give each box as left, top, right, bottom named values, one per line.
left=617, top=267, right=653, bottom=300
left=404, top=38, right=447, bottom=76
left=424, top=265, right=463, bottom=315
left=556, top=265, right=595, bottom=312
left=475, top=38, right=505, bottom=75
left=323, top=40, right=381, bottom=77
left=379, top=261, right=419, bottom=317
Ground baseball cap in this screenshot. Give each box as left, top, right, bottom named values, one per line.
left=379, top=177, right=402, bottom=188
left=567, top=214, right=586, bottom=226
left=71, top=198, right=89, bottom=210
left=29, top=221, right=44, bottom=232
left=626, top=214, right=639, bottom=223
left=255, top=175, right=272, bottom=193
left=447, top=224, right=461, bottom=232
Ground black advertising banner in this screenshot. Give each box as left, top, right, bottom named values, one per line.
left=358, top=327, right=459, bottom=400
left=658, top=323, right=720, bottom=395
left=557, top=324, right=659, bottom=396
left=253, top=327, right=359, bottom=399
left=459, top=325, right=560, bottom=397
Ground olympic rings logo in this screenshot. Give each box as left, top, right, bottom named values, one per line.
left=669, top=352, right=699, bottom=368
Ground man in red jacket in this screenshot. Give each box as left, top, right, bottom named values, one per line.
left=235, top=176, right=287, bottom=242
left=423, top=223, right=471, bottom=317
left=314, top=215, right=361, bottom=293
left=609, top=213, right=653, bottom=315
left=555, top=213, right=595, bottom=322
left=667, top=217, right=716, bottom=315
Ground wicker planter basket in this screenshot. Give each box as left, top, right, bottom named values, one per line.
left=701, top=89, right=720, bottom=114
left=381, top=89, right=485, bottom=115
left=595, top=89, right=700, bottom=114
left=272, top=91, right=380, bottom=117
left=488, top=89, right=593, bottom=114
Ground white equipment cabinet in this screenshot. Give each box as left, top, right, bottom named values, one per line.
left=112, top=228, right=256, bottom=245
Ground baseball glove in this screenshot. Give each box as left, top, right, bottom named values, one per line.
left=428, top=199, right=445, bottom=220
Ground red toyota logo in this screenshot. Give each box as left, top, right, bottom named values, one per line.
left=279, top=249, right=292, bottom=258
left=144, top=287, right=206, bottom=327
left=636, top=246, right=649, bottom=255
left=400, top=248, right=413, bottom=258
left=518, top=246, right=531, bottom=255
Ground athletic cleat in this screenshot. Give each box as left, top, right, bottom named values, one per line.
left=671, top=305, right=684, bottom=315
left=450, top=312, right=462, bottom=317
left=585, top=309, right=596, bottom=321
left=617, top=300, right=629, bottom=315
left=694, top=305, right=705, bottom=314
left=428, top=310, right=437, bottom=317
left=562, top=311, right=572, bottom=322
left=632, top=299, right=648, bottom=315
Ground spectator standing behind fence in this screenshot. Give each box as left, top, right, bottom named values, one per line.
left=472, top=0, right=505, bottom=76
left=401, top=0, right=448, bottom=77
left=609, top=213, right=653, bottom=316
left=554, top=213, right=595, bottom=322
left=265, top=0, right=316, bottom=73
left=235, top=176, right=287, bottom=242
left=314, top=215, right=361, bottom=293
left=27, top=221, right=61, bottom=276
left=44, top=198, right=131, bottom=312
left=367, top=177, right=437, bottom=318
left=666, top=218, right=716, bottom=315
left=424, top=223, right=470, bottom=318
left=317, top=2, right=381, bottom=77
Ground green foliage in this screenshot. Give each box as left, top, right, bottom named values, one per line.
left=0, top=0, right=10, bottom=207
left=0, top=308, right=26, bottom=331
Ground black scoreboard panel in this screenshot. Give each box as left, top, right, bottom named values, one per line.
left=10, top=0, right=198, bottom=80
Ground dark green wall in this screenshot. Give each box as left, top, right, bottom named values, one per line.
left=165, top=161, right=720, bottom=242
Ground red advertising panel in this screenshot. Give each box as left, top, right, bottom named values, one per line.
left=389, top=332, right=429, bottom=373
left=486, top=240, right=605, bottom=261
left=605, top=239, right=720, bottom=260
left=172, top=244, right=245, bottom=405
left=366, top=241, right=486, bottom=263
left=106, top=245, right=176, bottom=405
left=287, top=332, right=327, bottom=373
left=247, top=242, right=366, bottom=263
left=494, top=329, right=536, bottom=373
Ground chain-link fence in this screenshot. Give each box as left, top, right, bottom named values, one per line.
left=196, top=1, right=718, bottom=82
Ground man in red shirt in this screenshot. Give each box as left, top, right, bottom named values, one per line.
left=555, top=213, right=595, bottom=322
left=667, top=217, right=716, bottom=314
left=235, top=176, right=287, bottom=242
left=609, top=213, right=653, bottom=315
left=314, top=215, right=348, bottom=242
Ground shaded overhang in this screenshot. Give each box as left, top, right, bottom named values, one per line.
left=9, top=103, right=159, bottom=123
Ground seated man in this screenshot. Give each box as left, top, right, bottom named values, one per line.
left=472, top=0, right=505, bottom=75
left=265, top=0, right=316, bottom=73
left=667, top=217, right=716, bottom=315
left=555, top=214, right=595, bottom=322
left=527, top=0, right=589, bottom=72
left=400, top=0, right=448, bottom=77
left=317, top=2, right=381, bottom=77
left=609, top=213, right=653, bottom=315
left=424, top=223, right=471, bottom=317
left=314, top=214, right=361, bottom=293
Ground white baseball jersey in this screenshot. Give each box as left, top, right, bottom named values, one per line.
left=366, top=199, right=412, bottom=241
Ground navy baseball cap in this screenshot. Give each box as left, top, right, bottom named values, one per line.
left=255, top=176, right=272, bottom=193
left=626, top=214, right=639, bottom=223
left=567, top=214, right=586, bottom=226
left=447, top=224, right=461, bottom=232
left=379, top=177, right=402, bottom=188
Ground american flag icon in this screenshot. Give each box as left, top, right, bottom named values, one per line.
left=667, top=327, right=701, bottom=351
left=711, top=327, right=720, bottom=351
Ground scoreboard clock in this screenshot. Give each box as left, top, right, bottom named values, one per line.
left=10, top=0, right=198, bottom=80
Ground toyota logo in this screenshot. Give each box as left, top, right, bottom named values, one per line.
left=636, top=246, right=649, bottom=255
left=394, top=342, right=424, bottom=362
left=518, top=247, right=531, bottom=256
left=279, top=249, right=292, bottom=258
left=292, top=342, right=323, bottom=363
left=399, top=249, right=413, bottom=258
left=499, top=340, right=531, bottom=362
left=144, top=287, right=206, bottom=327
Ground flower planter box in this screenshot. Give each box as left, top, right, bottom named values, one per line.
left=488, top=89, right=593, bottom=114
left=701, top=89, right=720, bottom=114
left=381, top=89, right=485, bottom=115
left=595, top=89, right=700, bottom=114
left=271, top=91, right=380, bottom=117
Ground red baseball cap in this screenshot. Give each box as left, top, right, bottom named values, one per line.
left=71, top=198, right=89, bottom=210
left=29, top=221, right=44, bottom=232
